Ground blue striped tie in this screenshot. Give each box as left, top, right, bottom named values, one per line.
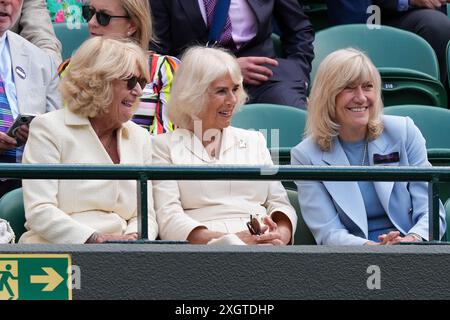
left=203, top=0, right=235, bottom=49
left=0, top=78, right=16, bottom=162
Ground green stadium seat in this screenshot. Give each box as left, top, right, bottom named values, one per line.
left=231, top=103, right=307, bottom=165
left=312, top=24, right=447, bottom=107
left=384, top=105, right=450, bottom=201
left=53, top=22, right=89, bottom=61
left=286, top=189, right=316, bottom=245
left=383, top=105, right=450, bottom=149
left=0, top=188, right=25, bottom=242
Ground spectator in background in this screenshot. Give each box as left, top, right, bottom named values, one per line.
left=326, top=0, right=450, bottom=87
left=291, top=48, right=446, bottom=245
left=0, top=0, right=61, bottom=198
left=59, top=0, right=179, bottom=135
left=46, top=0, right=85, bottom=24
left=153, top=46, right=297, bottom=245
left=11, top=0, right=62, bottom=66
left=149, top=0, right=314, bottom=110
left=20, top=37, right=158, bottom=244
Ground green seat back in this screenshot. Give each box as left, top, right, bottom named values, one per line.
left=0, top=188, right=25, bottom=242
left=384, top=105, right=450, bottom=201
left=53, top=23, right=89, bottom=61
left=232, top=103, right=306, bottom=154
left=286, top=189, right=316, bottom=245
left=380, top=77, right=447, bottom=107
left=312, top=24, right=440, bottom=81
left=232, top=104, right=306, bottom=166
left=383, top=105, right=450, bottom=149
left=312, top=24, right=446, bottom=107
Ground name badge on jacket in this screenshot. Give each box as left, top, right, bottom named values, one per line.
left=373, top=152, right=400, bottom=164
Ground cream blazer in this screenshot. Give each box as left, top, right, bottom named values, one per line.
left=19, top=108, right=158, bottom=244
left=152, top=126, right=297, bottom=241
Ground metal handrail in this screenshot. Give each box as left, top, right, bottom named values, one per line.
left=2, top=163, right=450, bottom=241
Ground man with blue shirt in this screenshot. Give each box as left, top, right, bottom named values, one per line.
left=326, top=0, right=450, bottom=87
left=0, top=0, right=60, bottom=197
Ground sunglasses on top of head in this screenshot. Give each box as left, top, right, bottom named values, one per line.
left=82, top=5, right=130, bottom=27
left=125, top=75, right=147, bottom=91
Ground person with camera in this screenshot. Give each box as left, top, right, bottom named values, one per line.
left=0, top=0, right=60, bottom=198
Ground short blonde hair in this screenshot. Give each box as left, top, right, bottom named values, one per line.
left=60, top=37, right=150, bottom=118
left=307, top=48, right=384, bottom=151
left=167, top=46, right=247, bottom=129
left=122, top=0, right=152, bottom=50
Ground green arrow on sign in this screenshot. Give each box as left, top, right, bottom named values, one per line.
left=30, top=267, right=64, bottom=291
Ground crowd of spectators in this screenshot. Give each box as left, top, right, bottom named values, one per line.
left=0, top=0, right=448, bottom=244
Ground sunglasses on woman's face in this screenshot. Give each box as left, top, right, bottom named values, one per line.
left=82, top=5, right=130, bottom=27
left=125, top=75, right=147, bottom=90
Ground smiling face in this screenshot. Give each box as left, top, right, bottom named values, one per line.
left=87, top=0, right=136, bottom=39
left=199, top=74, right=240, bottom=133
left=335, top=80, right=376, bottom=141
left=99, top=73, right=144, bottom=129
left=0, top=0, right=23, bottom=36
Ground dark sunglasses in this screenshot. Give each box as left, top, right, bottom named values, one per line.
left=125, top=75, right=147, bottom=90
left=246, top=214, right=262, bottom=236
left=82, top=5, right=130, bottom=27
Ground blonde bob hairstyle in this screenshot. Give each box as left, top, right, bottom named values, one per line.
left=121, top=0, right=152, bottom=50
left=306, top=48, right=384, bottom=151
left=59, top=36, right=150, bottom=118
left=167, top=46, right=247, bottom=129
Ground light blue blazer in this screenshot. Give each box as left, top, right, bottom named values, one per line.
left=291, top=115, right=446, bottom=245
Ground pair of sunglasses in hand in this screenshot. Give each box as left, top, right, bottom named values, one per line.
left=246, top=214, right=263, bottom=236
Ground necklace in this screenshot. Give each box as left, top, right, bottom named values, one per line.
left=361, top=141, right=368, bottom=166
left=102, top=131, right=116, bottom=150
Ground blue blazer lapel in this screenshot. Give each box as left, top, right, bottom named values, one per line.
left=369, top=136, right=401, bottom=214
left=321, top=139, right=368, bottom=237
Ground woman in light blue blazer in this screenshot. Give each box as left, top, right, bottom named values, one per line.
left=291, top=48, right=446, bottom=245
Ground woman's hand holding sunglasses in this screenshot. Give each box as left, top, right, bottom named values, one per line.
left=254, top=215, right=286, bottom=246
